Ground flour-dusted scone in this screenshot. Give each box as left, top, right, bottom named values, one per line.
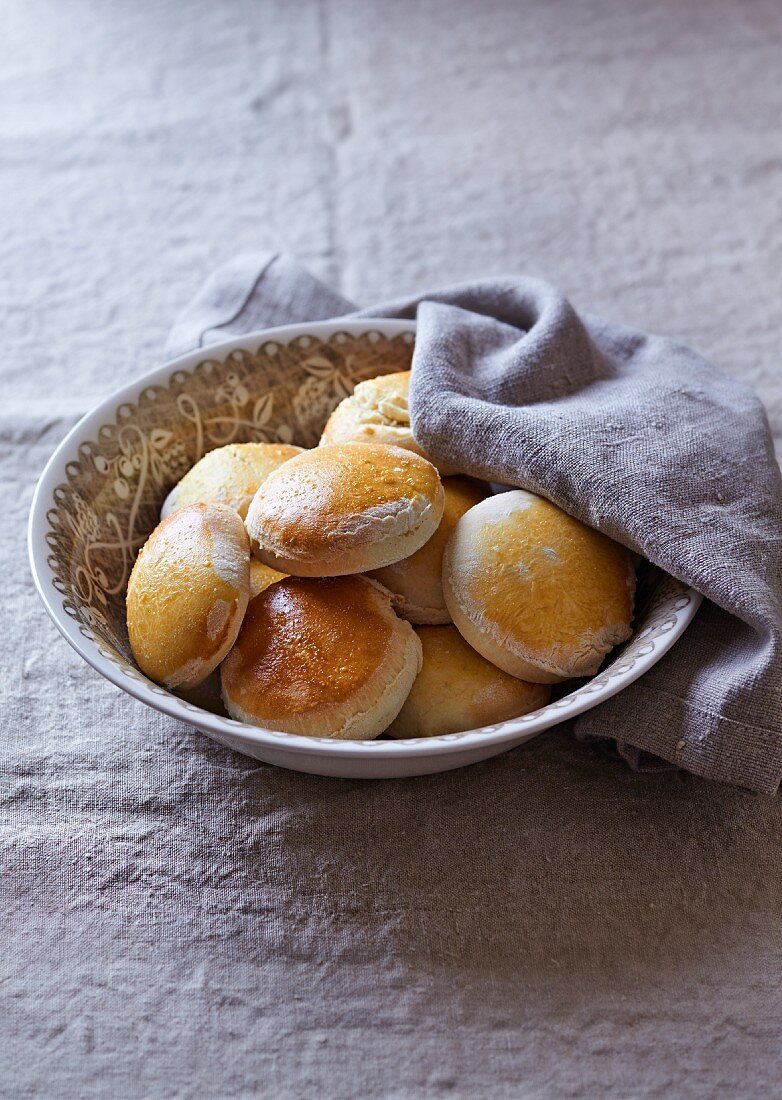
left=370, top=476, right=489, bottom=623
left=319, top=371, right=455, bottom=474
left=443, top=490, right=636, bottom=683
left=249, top=560, right=287, bottom=599
left=127, top=503, right=250, bottom=689
left=221, top=576, right=422, bottom=739
left=245, top=443, right=444, bottom=576
left=161, top=442, right=302, bottom=521
left=386, top=626, right=550, bottom=738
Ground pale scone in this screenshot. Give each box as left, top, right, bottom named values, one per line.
left=369, top=475, right=489, bottom=623
left=245, top=443, right=444, bottom=576
left=443, top=490, right=636, bottom=683
left=319, top=371, right=455, bottom=474
left=221, top=576, right=422, bottom=739
left=249, top=560, right=287, bottom=599
left=161, top=442, right=302, bottom=521
left=126, top=503, right=250, bottom=689
left=386, top=625, right=550, bottom=738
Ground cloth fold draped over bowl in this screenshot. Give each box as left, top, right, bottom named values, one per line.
left=166, top=251, right=782, bottom=793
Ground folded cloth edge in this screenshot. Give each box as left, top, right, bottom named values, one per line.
left=164, top=253, right=782, bottom=794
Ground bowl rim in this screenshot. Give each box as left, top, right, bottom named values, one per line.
left=29, top=317, right=703, bottom=761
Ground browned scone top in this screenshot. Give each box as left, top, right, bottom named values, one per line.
left=245, top=443, right=444, bottom=576
left=443, top=490, right=636, bottom=683
left=161, top=442, right=302, bottom=520
left=370, top=475, right=489, bottom=623
left=319, top=371, right=455, bottom=474
left=386, top=625, right=551, bottom=739
left=127, top=503, right=250, bottom=689
left=221, top=576, right=422, bottom=739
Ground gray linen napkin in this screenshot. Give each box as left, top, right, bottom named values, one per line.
left=166, top=251, right=782, bottom=793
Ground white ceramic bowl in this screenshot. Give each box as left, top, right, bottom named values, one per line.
left=29, top=319, right=701, bottom=778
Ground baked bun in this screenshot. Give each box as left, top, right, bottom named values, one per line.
left=161, top=442, right=302, bottom=520
left=443, top=490, right=635, bottom=683
left=386, top=626, right=550, bottom=738
left=127, top=503, right=250, bottom=689
left=370, top=476, right=489, bottom=623
left=221, top=576, right=422, bottom=739
left=249, top=560, right=287, bottom=599
left=245, top=443, right=444, bottom=576
left=319, top=371, right=455, bottom=474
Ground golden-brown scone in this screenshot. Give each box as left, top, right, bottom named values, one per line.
left=443, top=490, right=636, bottom=683
left=127, top=503, right=250, bottom=689
left=319, top=371, right=455, bottom=474
left=369, top=476, right=489, bottom=623
left=161, top=442, right=302, bottom=521
left=249, top=560, right=287, bottom=599
left=245, top=443, right=444, bottom=576
left=386, top=626, right=550, bottom=738
left=221, top=576, right=422, bottom=739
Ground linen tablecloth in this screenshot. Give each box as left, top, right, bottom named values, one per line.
left=5, top=0, right=782, bottom=1095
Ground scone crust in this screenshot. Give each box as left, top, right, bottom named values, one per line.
left=127, top=503, right=250, bottom=689
left=221, top=576, right=422, bottom=739
left=443, top=490, right=636, bottom=683
left=370, top=475, right=488, bottom=623
left=387, top=625, right=550, bottom=738
left=249, top=559, right=287, bottom=598
left=246, top=443, right=444, bottom=576
left=161, top=442, right=302, bottom=520
left=320, top=371, right=456, bottom=475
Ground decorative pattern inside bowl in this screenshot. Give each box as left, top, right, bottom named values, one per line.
left=45, top=330, right=415, bottom=670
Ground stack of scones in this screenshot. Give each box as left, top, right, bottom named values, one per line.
left=126, top=371, right=635, bottom=739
